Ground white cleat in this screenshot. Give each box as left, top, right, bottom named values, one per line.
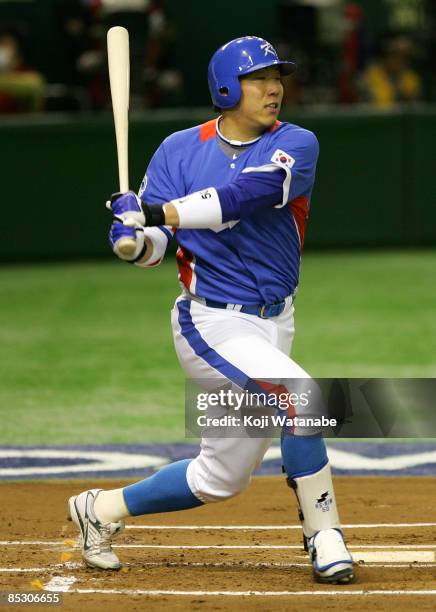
left=309, top=528, right=354, bottom=584
left=67, top=488, right=124, bottom=570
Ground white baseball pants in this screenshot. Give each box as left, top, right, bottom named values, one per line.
left=171, top=294, right=311, bottom=503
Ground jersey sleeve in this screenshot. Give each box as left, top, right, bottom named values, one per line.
left=217, top=168, right=287, bottom=222
left=214, top=128, right=319, bottom=222
left=242, top=128, right=319, bottom=208
left=137, top=140, right=178, bottom=254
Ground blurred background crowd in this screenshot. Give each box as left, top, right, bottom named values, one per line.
left=0, top=0, right=434, bottom=114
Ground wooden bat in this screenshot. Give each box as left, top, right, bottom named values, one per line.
left=107, top=26, right=136, bottom=257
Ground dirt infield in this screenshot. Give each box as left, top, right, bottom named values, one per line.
left=1, top=476, right=436, bottom=611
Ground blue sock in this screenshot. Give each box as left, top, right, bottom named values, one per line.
left=123, top=459, right=204, bottom=516
left=281, top=434, right=328, bottom=479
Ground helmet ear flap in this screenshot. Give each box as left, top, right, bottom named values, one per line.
left=218, top=76, right=241, bottom=108
left=213, top=76, right=241, bottom=109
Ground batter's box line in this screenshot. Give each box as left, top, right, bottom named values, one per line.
left=125, top=522, right=436, bottom=530
left=114, top=544, right=436, bottom=550
left=2, top=541, right=436, bottom=550
left=58, top=588, right=436, bottom=597
left=3, top=561, right=436, bottom=575
left=0, top=563, right=81, bottom=573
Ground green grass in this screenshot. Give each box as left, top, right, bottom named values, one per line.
left=292, top=249, right=436, bottom=377
left=0, top=250, right=435, bottom=444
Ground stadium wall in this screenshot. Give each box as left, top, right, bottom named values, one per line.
left=1, top=107, right=435, bottom=262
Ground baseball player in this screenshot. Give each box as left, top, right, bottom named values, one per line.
left=68, top=36, right=353, bottom=584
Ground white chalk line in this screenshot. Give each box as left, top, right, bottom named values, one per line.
left=3, top=520, right=435, bottom=595
left=354, top=551, right=434, bottom=562
left=6, top=561, right=436, bottom=571
left=0, top=563, right=81, bottom=573
left=126, top=522, right=436, bottom=530
left=113, top=544, right=436, bottom=550
left=45, top=576, right=77, bottom=592
left=0, top=561, right=436, bottom=575
left=0, top=540, right=67, bottom=546
left=2, top=541, right=436, bottom=550
left=3, top=562, right=436, bottom=573
left=167, top=561, right=436, bottom=568
left=65, top=588, right=436, bottom=597
left=127, top=559, right=436, bottom=567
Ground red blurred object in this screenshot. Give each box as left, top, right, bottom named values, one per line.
left=344, top=2, right=363, bottom=21
left=0, top=92, right=19, bottom=112
left=338, top=2, right=365, bottom=104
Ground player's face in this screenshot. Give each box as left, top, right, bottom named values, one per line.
left=238, top=66, right=284, bottom=130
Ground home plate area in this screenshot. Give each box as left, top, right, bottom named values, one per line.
left=1, top=471, right=436, bottom=611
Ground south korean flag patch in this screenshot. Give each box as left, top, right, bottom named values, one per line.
left=271, top=149, right=295, bottom=169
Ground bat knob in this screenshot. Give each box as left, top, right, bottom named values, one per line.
left=117, top=237, right=137, bottom=258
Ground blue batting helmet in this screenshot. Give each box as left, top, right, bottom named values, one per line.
left=208, top=36, right=296, bottom=109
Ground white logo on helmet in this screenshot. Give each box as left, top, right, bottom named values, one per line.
left=260, top=42, right=276, bottom=57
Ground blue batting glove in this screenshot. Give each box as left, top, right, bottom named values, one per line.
left=106, top=191, right=145, bottom=227
left=109, top=221, right=145, bottom=261
left=109, top=220, right=136, bottom=248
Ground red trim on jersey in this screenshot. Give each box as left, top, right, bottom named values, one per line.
left=176, top=246, right=194, bottom=289
left=200, top=118, right=278, bottom=141
left=254, top=379, right=297, bottom=432
left=199, top=119, right=217, bottom=143
left=268, top=120, right=281, bottom=133
left=288, top=195, right=309, bottom=249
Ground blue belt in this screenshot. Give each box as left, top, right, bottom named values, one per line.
left=204, top=298, right=286, bottom=319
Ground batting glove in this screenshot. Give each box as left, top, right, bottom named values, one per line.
left=106, top=191, right=146, bottom=228
left=109, top=221, right=146, bottom=262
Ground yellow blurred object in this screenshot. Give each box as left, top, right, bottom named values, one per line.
left=62, top=539, right=77, bottom=548
left=0, top=71, right=45, bottom=112
left=361, top=64, right=421, bottom=109
left=30, top=579, right=44, bottom=591
left=60, top=552, right=73, bottom=562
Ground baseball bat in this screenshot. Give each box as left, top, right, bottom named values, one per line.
left=107, top=26, right=136, bottom=257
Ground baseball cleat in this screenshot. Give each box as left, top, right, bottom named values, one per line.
left=67, top=488, right=124, bottom=570
left=309, top=528, right=354, bottom=584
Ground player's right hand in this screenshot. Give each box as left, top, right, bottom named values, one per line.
left=109, top=220, right=145, bottom=261
left=106, top=191, right=145, bottom=228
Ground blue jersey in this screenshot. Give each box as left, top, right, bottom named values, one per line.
left=140, top=118, right=319, bottom=304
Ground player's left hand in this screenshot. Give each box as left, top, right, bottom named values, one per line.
left=109, top=220, right=145, bottom=261
left=106, top=191, right=145, bottom=228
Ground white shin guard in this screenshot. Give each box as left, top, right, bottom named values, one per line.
left=288, top=462, right=341, bottom=541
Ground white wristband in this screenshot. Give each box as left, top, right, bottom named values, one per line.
left=135, top=226, right=170, bottom=267
left=171, top=187, right=222, bottom=228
